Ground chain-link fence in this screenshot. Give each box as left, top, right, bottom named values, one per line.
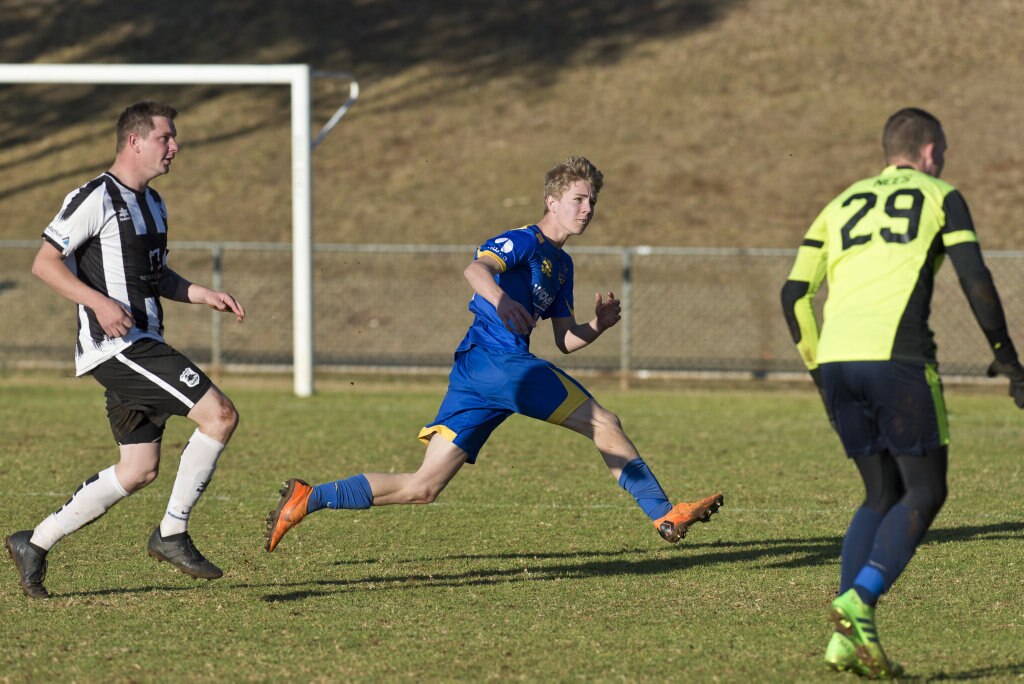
left=2, top=240, right=1022, bottom=379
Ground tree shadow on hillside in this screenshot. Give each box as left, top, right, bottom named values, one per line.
left=0, top=115, right=271, bottom=201
left=0, top=0, right=741, bottom=148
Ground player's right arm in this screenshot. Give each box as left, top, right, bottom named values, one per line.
left=464, top=257, right=534, bottom=336
left=31, top=241, right=133, bottom=338
left=35, top=180, right=133, bottom=338
left=780, top=209, right=830, bottom=375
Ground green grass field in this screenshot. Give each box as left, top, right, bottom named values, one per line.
left=1, top=374, right=1022, bottom=681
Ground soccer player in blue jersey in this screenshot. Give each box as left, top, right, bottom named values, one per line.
left=781, top=108, right=1024, bottom=678
left=266, top=156, right=723, bottom=552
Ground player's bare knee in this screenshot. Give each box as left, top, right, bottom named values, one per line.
left=123, top=466, right=159, bottom=493
left=221, top=400, right=240, bottom=434
left=200, top=394, right=239, bottom=441
left=592, top=405, right=624, bottom=438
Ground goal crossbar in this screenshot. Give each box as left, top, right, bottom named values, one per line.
left=0, top=63, right=336, bottom=396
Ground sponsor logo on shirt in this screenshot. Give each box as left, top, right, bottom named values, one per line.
left=532, top=283, right=554, bottom=317
left=179, top=368, right=201, bottom=388
left=117, top=208, right=131, bottom=223
left=43, top=225, right=68, bottom=246
left=494, top=237, right=515, bottom=254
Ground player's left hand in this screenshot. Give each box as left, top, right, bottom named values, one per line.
left=205, top=291, right=246, bottom=322
left=986, top=359, right=1024, bottom=408
left=594, top=291, right=621, bottom=332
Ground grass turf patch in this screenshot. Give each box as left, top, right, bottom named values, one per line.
left=1, top=377, right=1021, bottom=680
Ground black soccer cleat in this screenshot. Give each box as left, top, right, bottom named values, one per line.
left=6, top=530, right=50, bottom=599
left=147, top=527, right=223, bottom=580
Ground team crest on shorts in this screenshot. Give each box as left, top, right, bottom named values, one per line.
left=179, top=368, right=201, bottom=388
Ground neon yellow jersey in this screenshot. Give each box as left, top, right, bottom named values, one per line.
left=784, top=165, right=979, bottom=366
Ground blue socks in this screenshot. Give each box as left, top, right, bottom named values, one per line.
left=307, top=474, right=373, bottom=513
left=853, top=566, right=886, bottom=606
left=618, top=458, right=672, bottom=520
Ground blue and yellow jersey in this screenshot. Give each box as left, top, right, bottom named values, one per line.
left=782, top=165, right=981, bottom=367
left=457, top=224, right=574, bottom=353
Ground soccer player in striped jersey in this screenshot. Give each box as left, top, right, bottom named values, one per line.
left=5, top=102, right=246, bottom=598
left=265, top=157, right=723, bottom=553
left=781, top=107, right=1024, bottom=678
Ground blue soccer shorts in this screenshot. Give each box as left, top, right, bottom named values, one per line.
left=819, top=360, right=949, bottom=458
left=418, top=344, right=592, bottom=462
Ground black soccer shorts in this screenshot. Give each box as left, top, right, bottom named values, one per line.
left=90, top=339, right=213, bottom=445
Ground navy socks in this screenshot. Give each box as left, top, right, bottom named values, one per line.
left=851, top=503, right=925, bottom=606
left=840, top=506, right=884, bottom=594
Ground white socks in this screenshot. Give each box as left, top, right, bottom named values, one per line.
left=31, top=465, right=129, bottom=551
left=29, top=429, right=225, bottom=549
left=159, top=429, right=225, bottom=537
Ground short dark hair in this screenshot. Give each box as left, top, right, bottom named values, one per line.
left=882, top=108, right=943, bottom=164
left=115, top=101, right=177, bottom=152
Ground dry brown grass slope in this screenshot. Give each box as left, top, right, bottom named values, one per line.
left=1, top=0, right=1023, bottom=248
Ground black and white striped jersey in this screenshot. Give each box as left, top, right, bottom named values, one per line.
left=42, top=172, right=169, bottom=376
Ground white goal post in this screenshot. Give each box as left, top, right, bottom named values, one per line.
left=0, top=63, right=357, bottom=397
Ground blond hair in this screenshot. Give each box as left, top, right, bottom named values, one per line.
left=543, top=157, right=603, bottom=213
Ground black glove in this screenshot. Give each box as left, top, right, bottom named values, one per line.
left=986, top=359, right=1024, bottom=409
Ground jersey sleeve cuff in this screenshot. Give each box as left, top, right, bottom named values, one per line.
left=476, top=249, right=507, bottom=272
left=42, top=233, right=66, bottom=254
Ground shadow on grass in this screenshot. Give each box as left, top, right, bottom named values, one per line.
left=259, top=520, right=1023, bottom=602
left=921, top=520, right=1024, bottom=545
left=923, top=662, right=1024, bottom=681
left=260, top=540, right=827, bottom=603
left=55, top=583, right=212, bottom=598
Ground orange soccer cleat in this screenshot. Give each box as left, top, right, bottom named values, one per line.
left=265, top=478, right=313, bottom=552
left=653, top=492, right=724, bottom=543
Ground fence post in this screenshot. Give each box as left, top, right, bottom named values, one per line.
left=620, top=248, right=632, bottom=390
left=210, top=245, right=223, bottom=376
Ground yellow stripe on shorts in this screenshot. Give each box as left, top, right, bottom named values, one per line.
left=545, top=368, right=590, bottom=425
left=925, top=363, right=950, bottom=446
left=418, top=424, right=458, bottom=446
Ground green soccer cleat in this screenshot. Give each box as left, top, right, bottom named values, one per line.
left=829, top=589, right=901, bottom=679
left=824, top=629, right=904, bottom=678
left=824, top=631, right=858, bottom=672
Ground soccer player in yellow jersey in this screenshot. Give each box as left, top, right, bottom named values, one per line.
left=781, top=107, right=1024, bottom=679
